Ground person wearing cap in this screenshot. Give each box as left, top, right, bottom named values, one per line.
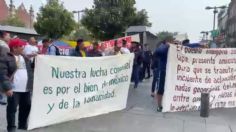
left=0, top=38, right=34, bottom=132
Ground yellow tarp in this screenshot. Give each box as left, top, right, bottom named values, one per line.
left=62, top=40, right=92, bottom=48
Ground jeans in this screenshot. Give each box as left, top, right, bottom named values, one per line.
left=143, top=62, right=151, bottom=78
left=157, top=71, right=166, bottom=95
left=7, top=92, right=31, bottom=130
left=132, top=65, right=141, bottom=88
left=151, top=69, right=160, bottom=93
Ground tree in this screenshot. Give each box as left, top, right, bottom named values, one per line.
left=0, top=15, right=25, bottom=27
left=34, top=0, right=76, bottom=39
left=81, top=0, right=151, bottom=40
left=64, top=23, right=93, bottom=41
left=156, top=31, right=178, bottom=42
left=131, top=9, right=152, bottom=27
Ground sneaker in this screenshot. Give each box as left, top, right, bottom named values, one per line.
left=157, top=106, right=163, bottom=112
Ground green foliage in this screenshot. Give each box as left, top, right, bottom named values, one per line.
left=0, top=15, right=25, bottom=27
left=131, top=9, right=152, bottom=27
left=64, top=23, right=93, bottom=41
left=156, top=31, right=178, bottom=42
left=34, top=0, right=76, bottom=39
left=81, top=0, right=151, bottom=40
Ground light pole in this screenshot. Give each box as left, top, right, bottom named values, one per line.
left=205, top=6, right=227, bottom=40
left=72, top=10, right=85, bottom=22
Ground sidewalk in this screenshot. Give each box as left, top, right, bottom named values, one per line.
left=0, top=78, right=236, bottom=132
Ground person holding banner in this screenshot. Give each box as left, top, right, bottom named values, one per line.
left=74, top=39, right=89, bottom=57
left=89, top=42, right=102, bottom=57
left=113, top=40, right=121, bottom=55
left=100, top=44, right=113, bottom=56
left=0, top=38, right=34, bottom=132
left=155, top=40, right=169, bottom=112
left=120, top=39, right=130, bottom=54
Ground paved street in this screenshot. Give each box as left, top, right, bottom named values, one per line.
left=0, top=79, right=236, bottom=132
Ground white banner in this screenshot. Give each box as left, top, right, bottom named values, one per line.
left=28, top=54, right=134, bottom=130
left=163, top=45, right=236, bottom=112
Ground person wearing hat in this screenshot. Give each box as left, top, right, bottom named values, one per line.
left=0, top=38, right=34, bottom=132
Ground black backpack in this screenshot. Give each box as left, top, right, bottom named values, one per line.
left=49, top=45, right=61, bottom=56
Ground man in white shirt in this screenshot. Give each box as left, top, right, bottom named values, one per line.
left=120, top=39, right=130, bottom=54
left=23, top=37, right=38, bottom=61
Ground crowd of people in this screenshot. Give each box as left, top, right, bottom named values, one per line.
left=0, top=31, right=155, bottom=132
left=0, top=31, right=33, bottom=132
left=1, top=30, right=207, bottom=131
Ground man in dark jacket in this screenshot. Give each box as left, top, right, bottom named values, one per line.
left=151, top=44, right=159, bottom=97
left=131, top=42, right=143, bottom=89
left=155, top=40, right=169, bottom=112
left=74, top=39, right=89, bottom=57
left=0, top=38, right=34, bottom=132
left=142, top=44, right=152, bottom=79
left=0, top=31, right=11, bottom=105
left=89, top=42, right=102, bottom=57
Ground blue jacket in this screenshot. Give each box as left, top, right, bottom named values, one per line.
left=151, top=49, right=159, bottom=69
left=156, top=43, right=169, bottom=71
left=183, top=43, right=201, bottom=48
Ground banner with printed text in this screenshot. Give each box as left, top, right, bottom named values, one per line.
left=28, top=54, right=134, bottom=130
left=163, top=45, right=236, bottom=112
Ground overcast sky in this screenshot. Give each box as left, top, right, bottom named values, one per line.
left=7, top=0, right=230, bottom=42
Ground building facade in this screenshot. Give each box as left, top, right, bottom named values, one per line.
left=217, top=9, right=228, bottom=47
left=0, top=0, right=34, bottom=28
left=226, top=0, right=236, bottom=47
left=125, top=26, right=158, bottom=52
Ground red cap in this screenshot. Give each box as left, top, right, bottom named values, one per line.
left=9, top=38, right=26, bottom=49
